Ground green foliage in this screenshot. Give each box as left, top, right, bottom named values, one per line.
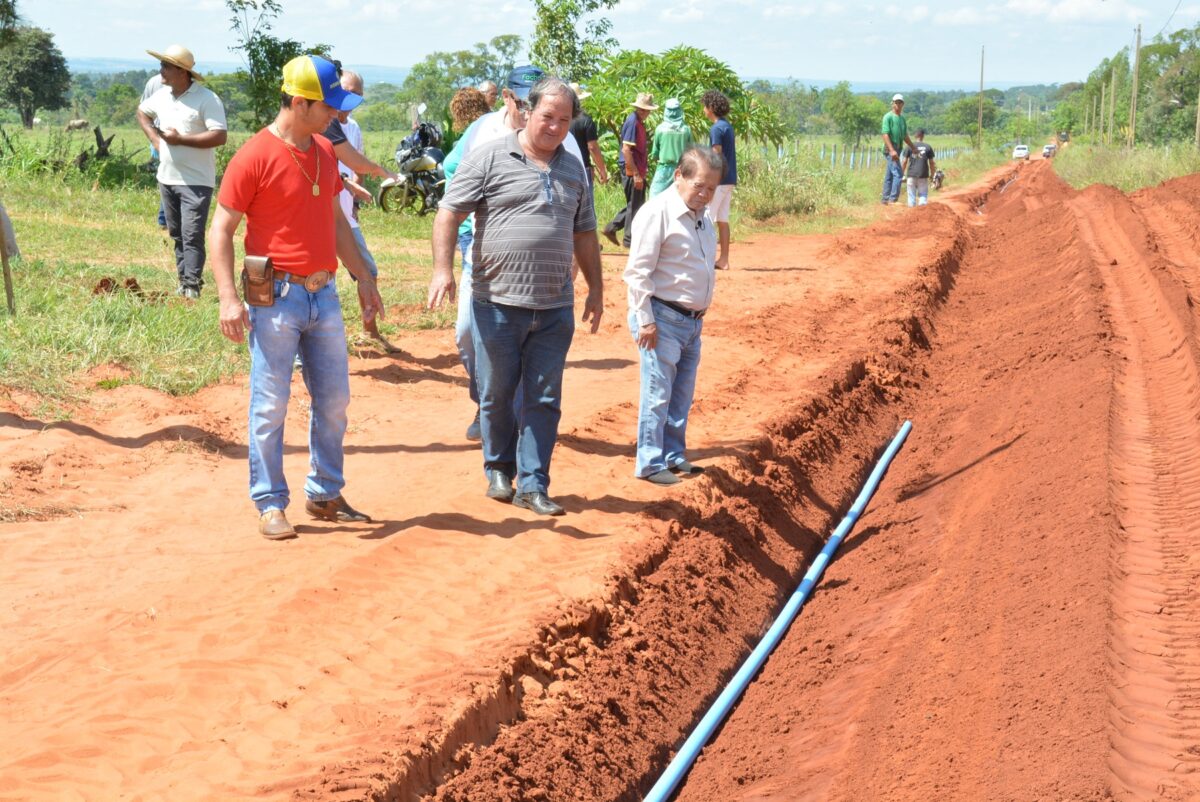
left=0, top=26, right=71, bottom=128
left=0, top=126, right=157, bottom=189
left=737, top=149, right=853, bottom=219
left=225, top=0, right=328, bottom=128
left=585, top=45, right=787, bottom=152
left=398, top=35, right=522, bottom=122
left=90, top=83, right=139, bottom=127
left=746, top=80, right=822, bottom=134
left=530, top=0, right=619, bottom=81
left=1053, top=143, right=1200, bottom=192
left=942, top=95, right=998, bottom=136
left=823, top=81, right=879, bottom=147
left=0, top=0, right=15, bottom=44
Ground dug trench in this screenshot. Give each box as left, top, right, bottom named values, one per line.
left=326, top=162, right=1200, bottom=802
left=300, top=177, right=1001, bottom=801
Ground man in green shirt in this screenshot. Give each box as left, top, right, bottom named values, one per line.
left=881, top=93, right=916, bottom=205
left=649, top=98, right=693, bottom=197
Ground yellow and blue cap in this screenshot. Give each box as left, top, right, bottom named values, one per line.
left=281, top=55, right=362, bottom=111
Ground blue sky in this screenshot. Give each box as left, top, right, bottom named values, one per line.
left=21, top=0, right=1199, bottom=86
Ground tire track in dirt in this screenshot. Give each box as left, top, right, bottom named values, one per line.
left=1068, top=186, right=1200, bottom=800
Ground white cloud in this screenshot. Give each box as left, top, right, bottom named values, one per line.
left=762, top=4, right=816, bottom=18
left=659, top=3, right=706, bottom=21
left=934, top=5, right=1001, bottom=25
left=1005, top=0, right=1143, bottom=23
left=885, top=2, right=929, bottom=19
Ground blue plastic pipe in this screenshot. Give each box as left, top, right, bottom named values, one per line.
left=644, top=420, right=914, bottom=802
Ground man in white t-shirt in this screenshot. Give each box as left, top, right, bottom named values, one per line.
left=136, top=44, right=226, bottom=299
left=335, top=69, right=397, bottom=351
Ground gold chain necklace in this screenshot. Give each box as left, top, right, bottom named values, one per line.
left=271, top=125, right=320, bottom=196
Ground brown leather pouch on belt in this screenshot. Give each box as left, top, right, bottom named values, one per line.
left=241, top=255, right=275, bottom=307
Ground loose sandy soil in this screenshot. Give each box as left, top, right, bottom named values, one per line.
left=4, top=160, right=1200, bottom=801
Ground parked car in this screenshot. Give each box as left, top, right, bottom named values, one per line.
left=1012, top=144, right=1030, bottom=160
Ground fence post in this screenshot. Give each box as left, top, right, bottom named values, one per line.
left=820, top=143, right=826, bottom=161
left=0, top=210, right=13, bottom=316
left=850, top=148, right=856, bottom=169
left=831, top=143, right=837, bottom=167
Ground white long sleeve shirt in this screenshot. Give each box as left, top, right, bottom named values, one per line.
left=624, top=185, right=717, bottom=328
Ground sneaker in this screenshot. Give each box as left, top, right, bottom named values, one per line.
left=181, top=287, right=200, bottom=300
left=466, top=409, right=482, bottom=441
left=670, top=460, right=705, bottom=475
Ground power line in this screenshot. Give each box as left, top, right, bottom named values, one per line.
left=1156, top=0, right=1183, bottom=39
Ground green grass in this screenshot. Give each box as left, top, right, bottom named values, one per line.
left=0, top=124, right=1002, bottom=405
left=1052, top=142, right=1200, bottom=192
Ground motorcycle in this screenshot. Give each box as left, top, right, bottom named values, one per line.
left=379, top=103, right=446, bottom=215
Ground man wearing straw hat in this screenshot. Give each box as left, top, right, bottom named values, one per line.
left=137, top=44, right=227, bottom=300
left=603, top=92, right=657, bottom=248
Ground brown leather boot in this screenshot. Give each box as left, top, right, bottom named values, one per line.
left=259, top=509, right=296, bottom=540
left=305, top=495, right=372, bottom=523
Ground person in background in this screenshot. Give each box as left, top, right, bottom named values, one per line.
left=624, top=147, right=723, bottom=485
left=136, top=44, right=227, bottom=299
left=901, top=128, right=937, bottom=207
left=141, top=72, right=166, bottom=228
left=428, top=78, right=603, bottom=517
left=880, top=93, right=916, bottom=206
left=649, top=98, right=692, bottom=197
left=477, top=79, right=499, bottom=109
left=335, top=69, right=399, bottom=352
left=569, top=82, right=608, bottom=190
left=208, top=54, right=383, bottom=540
left=450, top=87, right=491, bottom=135
left=702, top=89, right=737, bottom=270
left=602, top=92, right=656, bottom=248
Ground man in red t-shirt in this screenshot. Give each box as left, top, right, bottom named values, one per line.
left=208, top=54, right=384, bottom=540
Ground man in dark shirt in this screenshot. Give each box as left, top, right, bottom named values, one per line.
left=602, top=92, right=656, bottom=248
left=703, top=89, right=737, bottom=270
left=568, top=82, right=608, bottom=189
left=901, top=128, right=937, bottom=207
left=321, top=116, right=398, bottom=183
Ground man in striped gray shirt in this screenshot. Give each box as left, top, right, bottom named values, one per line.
left=429, top=77, right=603, bottom=517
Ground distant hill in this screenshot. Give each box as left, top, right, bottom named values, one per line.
left=68, top=57, right=409, bottom=87
left=747, top=77, right=1025, bottom=92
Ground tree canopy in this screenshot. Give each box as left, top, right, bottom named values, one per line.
left=0, top=26, right=70, bottom=127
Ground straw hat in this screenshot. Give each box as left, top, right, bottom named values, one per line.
left=631, top=92, right=658, bottom=111
left=569, top=82, right=592, bottom=101
left=146, top=44, right=204, bottom=81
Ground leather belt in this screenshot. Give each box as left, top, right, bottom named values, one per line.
left=653, top=296, right=706, bottom=319
left=280, top=269, right=333, bottom=292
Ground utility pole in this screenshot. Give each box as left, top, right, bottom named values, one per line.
left=1100, top=83, right=1107, bottom=144
left=977, top=45, right=985, bottom=149
left=1108, top=69, right=1117, bottom=145
left=1129, top=24, right=1141, bottom=148
left=1195, top=81, right=1200, bottom=148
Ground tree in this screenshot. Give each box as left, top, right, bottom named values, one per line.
left=0, top=26, right=70, bottom=128
left=90, top=83, right=139, bottom=126
left=226, top=0, right=327, bottom=128
left=0, top=0, right=16, bottom=44
left=941, top=95, right=998, bottom=134
left=399, top=35, right=523, bottom=123
left=529, top=0, right=619, bottom=80
left=822, top=81, right=876, bottom=147
left=585, top=46, right=786, bottom=147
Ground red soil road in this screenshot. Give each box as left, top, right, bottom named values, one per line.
left=672, top=164, right=1200, bottom=801
left=0, top=175, right=990, bottom=800
left=9, top=161, right=1198, bottom=802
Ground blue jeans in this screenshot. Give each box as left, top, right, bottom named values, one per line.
left=456, top=231, right=477, bottom=404
left=247, top=279, right=351, bottom=513
left=472, top=299, right=574, bottom=494
left=881, top=155, right=903, bottom=203
left=630, top=300, right=703, bottom=477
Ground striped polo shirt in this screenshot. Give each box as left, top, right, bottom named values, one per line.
left=440, top=131, right=596, bottom=309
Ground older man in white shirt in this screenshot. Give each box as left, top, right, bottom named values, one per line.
left=624, top=146, right=725, bottom=486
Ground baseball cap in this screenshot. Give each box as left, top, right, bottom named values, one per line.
left=892, top=93, right=904, bottom=102
left=506, top=65, right=545, bottom=101
left=281, top=55, right=362, bottom=111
